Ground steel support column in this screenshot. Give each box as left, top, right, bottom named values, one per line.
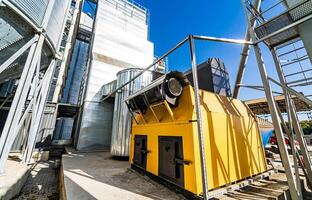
left=271, top=48, right=312, bottom=187
left=0, top=36, right=39, bottom=74
left=23, top=59, right=56, bottom=163
left=189, top=35, right=209, bottom=200
left=274, top=97, right=302, bottom=199
left=252, top=43, right=300, bottom=200
left=233, top=0, right=261, bottom=98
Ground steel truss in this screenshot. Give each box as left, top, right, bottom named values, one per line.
left=0, top=0, right=81, bottom=174
left=0, top=34, right=57, bottom=173
left=237, top=0, right=312, bottom=199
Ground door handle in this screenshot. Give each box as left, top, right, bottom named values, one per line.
left=141, top=150, right=151, bottom=154
left=175, top=158, right=191, bottom=165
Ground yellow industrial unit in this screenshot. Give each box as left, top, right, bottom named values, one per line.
left=126, top=60, right=267, bottom=198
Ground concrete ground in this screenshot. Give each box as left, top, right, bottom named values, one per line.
left=61, top=149, right=312, bottom=200
left=13, top=160, right=60, bottom=200
left=0, top=159, right=31, bottom=200
left=62, top=150, right=186, bottom=200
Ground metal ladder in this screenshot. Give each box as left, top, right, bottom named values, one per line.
left=275, top=39, right=312, bottom=99
left=239, top=0, right=312, bottom=199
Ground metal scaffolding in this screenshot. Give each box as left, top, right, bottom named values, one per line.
left=236, top=0, right=312, bottom=199
left=0, top=0, right=77, bottom=174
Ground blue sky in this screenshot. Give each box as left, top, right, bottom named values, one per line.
left=83, top=0, right=278, bottom=101
left=82, top=0, right=310, bottom=107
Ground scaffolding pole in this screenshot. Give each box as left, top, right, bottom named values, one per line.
left=189, top=35, right=209, bottom=200
left=233, top=0, right=262, bottom=98
left=241, top=1, right=301, bottom=198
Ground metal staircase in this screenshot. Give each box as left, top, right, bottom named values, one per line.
left=275, top=39, right=312, bottom=99
left=238, top=0, right=312, bottom=199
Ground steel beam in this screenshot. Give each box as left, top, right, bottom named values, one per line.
left=252, top=43, right=300, bottom=200
left=233, top=0, right=261, bottom=98
left=241, top=2, right=300, bottom=196
left=271, top=49, right=303, bottom=198
left=275, top=100, right=302, bottom=198
left=24, top=59, right=56, bottom=163
left=192, top=35, right=252, bottom=45
left=0, top=36, right=39, bottom=75
left=268, top=77, right=312, bottom=107
left=0, top=34, right=44, bottom=174
left=189, top=35, right=209, bottom=200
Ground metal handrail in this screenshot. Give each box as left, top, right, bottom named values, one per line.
left=249, top=0, right=285, bottom=22
left=252, top=0, right=311, bottom=29
left=101, top=35, right=251, bottom=102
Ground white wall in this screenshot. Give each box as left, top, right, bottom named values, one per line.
left=77, top=0, right=154, bottom=151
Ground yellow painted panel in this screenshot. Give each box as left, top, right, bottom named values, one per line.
left=131, top=123, right=199, bottom=193
left=130, top=85, right=267, bottom=196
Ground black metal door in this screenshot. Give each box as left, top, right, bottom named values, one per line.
left=158, top=136, right=184, bottom=187
left=133, top=135, right=147, bottom=169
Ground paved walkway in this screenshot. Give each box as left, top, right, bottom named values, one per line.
left=62, top=150, right=186, bottom=200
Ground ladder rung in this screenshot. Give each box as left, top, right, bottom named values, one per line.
left=285, top=68, right=312, bottom=77
left=278, top=46, right=305, bottom=57
left=287, top=76, right=312, bottom=85
left=276, top=38, right=301, bottom=50
left=281, top=55, right=309, bottom=67
left=289, top=80, right=312, bottom=87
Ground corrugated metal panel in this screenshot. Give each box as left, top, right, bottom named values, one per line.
left=77, top=101, right=114, bottom=151
left=61, top=39, right=89, bottom=105
left=92, top=0, right=153, bottom=69
left=110, top=69, right=153, bottom=156
left=0, top=6, right=33, bottom=53
left=46, top=0, right=71, bottom=49
left=101, top=80, right=117, bottom=96
left=35, top=103, right=57, bottom=149
left=8, top=0, right=49, bottom=27
left=11, top=103, right=57, bottom=151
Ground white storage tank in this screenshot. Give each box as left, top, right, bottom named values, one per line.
left=110, top=68, right=154, bottom=156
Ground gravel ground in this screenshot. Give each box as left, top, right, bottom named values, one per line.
left=13, top=160, right=59, bottom=200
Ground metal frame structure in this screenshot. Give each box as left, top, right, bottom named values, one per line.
left=0, top=0, right=76, bottom=174
left=100, top=2, right=312, bottom=196
left=236, top=1, right=312, bottom=199
left=102, top=34, right=258, bottom=200
left=0, top=0, right=310, bottom=199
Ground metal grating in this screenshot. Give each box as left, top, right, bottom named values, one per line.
left=253, top=0, right=312, bottom=47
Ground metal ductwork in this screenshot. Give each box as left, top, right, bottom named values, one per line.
left=125, top=71, right=189, bottom=114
